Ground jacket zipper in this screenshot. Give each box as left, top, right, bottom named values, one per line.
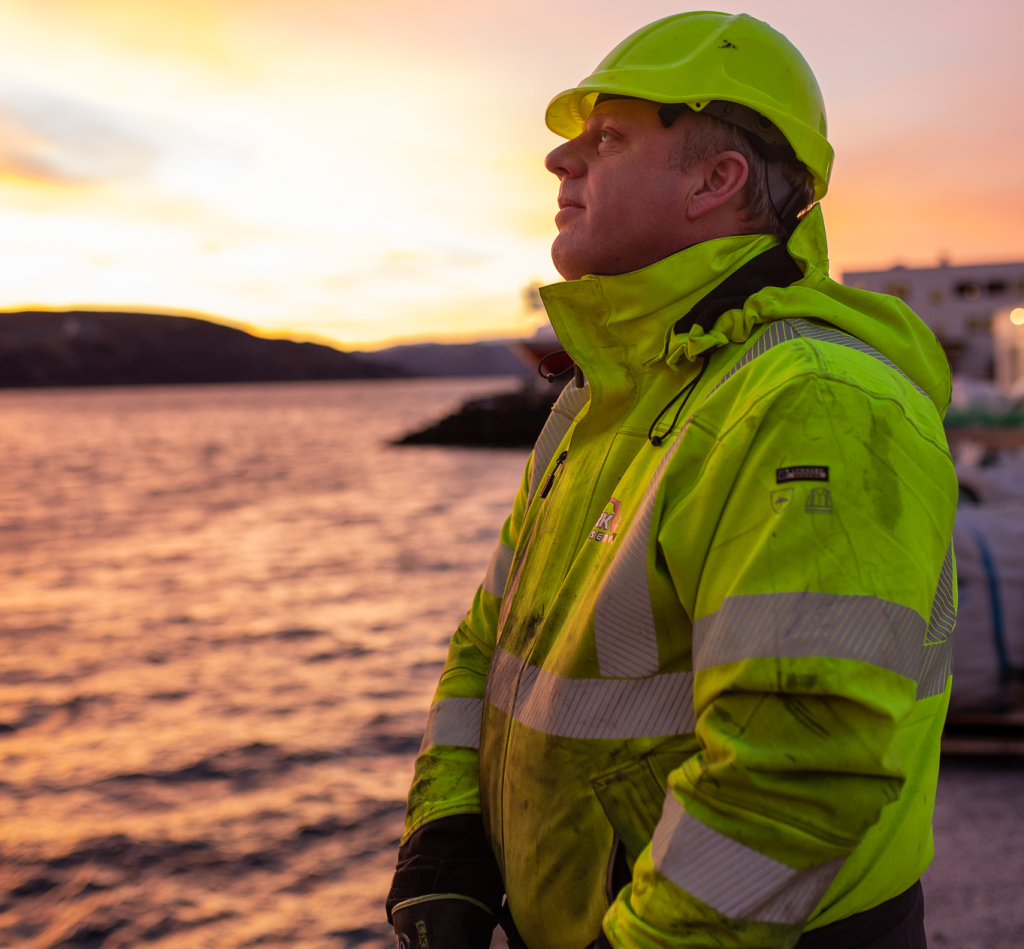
left=539, top=450, right=568, bottom=499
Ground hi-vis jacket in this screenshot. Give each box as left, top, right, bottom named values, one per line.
left=403, top=205, right=958, bottom=949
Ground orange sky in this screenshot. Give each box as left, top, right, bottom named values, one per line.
left=0, top=0, right=1021, bottom=348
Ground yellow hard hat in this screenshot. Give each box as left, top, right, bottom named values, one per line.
left=546, top=11, right=833, bottom=201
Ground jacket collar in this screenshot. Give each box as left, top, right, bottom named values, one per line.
left=538, top=232, right=778, bottom=397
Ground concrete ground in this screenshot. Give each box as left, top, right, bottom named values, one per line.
left=924, top=756, right=1024, bottom=948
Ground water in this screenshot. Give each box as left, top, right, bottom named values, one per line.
left=0, top=379, right=1020, bottom=949
left=0, top=379, right=528, bottom=949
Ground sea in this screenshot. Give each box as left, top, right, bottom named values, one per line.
left=0, top=379, right=1021, bottom=949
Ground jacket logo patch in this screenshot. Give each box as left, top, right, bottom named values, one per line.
left=805, top=487, right=833, bottom=514
left=771, top=488, right=794, bottom=514
left=777, top=465, right=829, bottom=483
left=589, top=497, right=622, bottom=544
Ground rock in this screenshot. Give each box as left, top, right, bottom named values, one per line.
left=394, top=385, right=566, bottom=448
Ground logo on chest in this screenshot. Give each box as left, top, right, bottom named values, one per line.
left=588, top=497, right=622, bottom=544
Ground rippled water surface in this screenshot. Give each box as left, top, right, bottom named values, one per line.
left=1, top=379, right=1021, bottom=949
left=0, top=379, right=528, bottom=949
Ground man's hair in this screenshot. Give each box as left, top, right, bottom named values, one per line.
left=670, top=111, right=815, bottom=239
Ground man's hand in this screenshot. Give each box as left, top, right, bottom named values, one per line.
left=386, top=815, right=504, bottom=948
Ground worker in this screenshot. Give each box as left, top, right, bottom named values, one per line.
left=386, top=12, right=957, bottom=949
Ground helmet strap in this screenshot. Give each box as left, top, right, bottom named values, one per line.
left=766, top=162, right=803, bottom=233
left=661, top=100, right=803, bottom=233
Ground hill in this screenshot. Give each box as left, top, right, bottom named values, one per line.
left=0, top=310, right=404, bottom=387
left=351, top=341, right=535, bottom=380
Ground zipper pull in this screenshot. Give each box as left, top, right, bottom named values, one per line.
left=539, top=450, right=568, bottom=499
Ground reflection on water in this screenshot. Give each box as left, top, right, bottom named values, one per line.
left=0, top=379, right=527, bottom=949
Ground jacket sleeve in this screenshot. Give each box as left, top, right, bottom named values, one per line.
left=402, top=456, right=533, bottom=837
left=386, top=458, right=534, bottom=938
left=403, top=377, right=591, bottom=837
left=603, top=371, right=957, bottom=948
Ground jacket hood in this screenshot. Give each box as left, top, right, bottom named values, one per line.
left=675, top=205, right=952, bottom=415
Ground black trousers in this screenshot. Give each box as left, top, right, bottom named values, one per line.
left=795, top=881, right=926, bottom=949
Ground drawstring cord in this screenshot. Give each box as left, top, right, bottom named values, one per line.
left=537, top=350, right=575, bottom=383
left=540, top=347, right=714, bottom=445
left=648, top=354, right=713, bottom=447
left=538, top=351, right=586, bottom=389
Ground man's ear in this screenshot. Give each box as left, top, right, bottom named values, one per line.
left=685, top=151, right=749, bottom=221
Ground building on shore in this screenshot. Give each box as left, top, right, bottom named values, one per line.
left=843, top=261, right=1024, bottom=378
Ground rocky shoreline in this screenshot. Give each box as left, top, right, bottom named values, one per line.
left=393, top=384, right=564, bottom=449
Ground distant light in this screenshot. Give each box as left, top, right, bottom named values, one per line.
left=1011, top=308, right=1024, bottom=325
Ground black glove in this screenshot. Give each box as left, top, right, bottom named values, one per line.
left=392, top=894, right=496, bottom=949
left=386, top=815, right=504, bottom=949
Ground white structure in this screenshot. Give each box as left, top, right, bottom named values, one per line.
left=843, top=262, right=1024, bottom=377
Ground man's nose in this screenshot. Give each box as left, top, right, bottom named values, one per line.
left=545, top=139, right=584, bottom=179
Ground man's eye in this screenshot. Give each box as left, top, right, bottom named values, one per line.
left=599, top=130, right=611, bottom=142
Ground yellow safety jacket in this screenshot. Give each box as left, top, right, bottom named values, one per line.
left=403, top=206, right=958, bottom=949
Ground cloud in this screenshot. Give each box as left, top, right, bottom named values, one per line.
left=0, top=86, right=158, bottom=184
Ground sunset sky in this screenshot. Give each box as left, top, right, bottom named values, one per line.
left=0, top=0, right=1021, bottom=348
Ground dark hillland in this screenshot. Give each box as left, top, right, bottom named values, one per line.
left=0, top=310, right=405, bottom=387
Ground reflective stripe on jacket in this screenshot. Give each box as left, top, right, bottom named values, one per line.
left=403, top=205, right=958, bottom=949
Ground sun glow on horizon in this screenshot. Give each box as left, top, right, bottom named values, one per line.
left=0, top=0, right=1022, bottom=347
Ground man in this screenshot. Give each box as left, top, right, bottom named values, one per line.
left=387, top=12, right=956, bottom=949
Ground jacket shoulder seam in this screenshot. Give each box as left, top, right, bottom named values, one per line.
left=706, top=366, right=950, bottom=457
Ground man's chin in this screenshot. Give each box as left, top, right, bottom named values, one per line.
left=550, top=234, right=591, bottom=282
